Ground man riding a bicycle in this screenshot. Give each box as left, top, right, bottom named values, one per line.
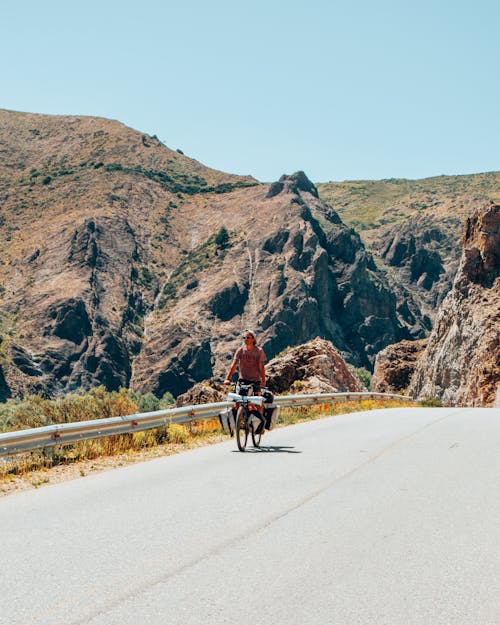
left=224, top=330, right=267, bottom=434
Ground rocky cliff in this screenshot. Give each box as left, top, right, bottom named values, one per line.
left=409, top=203, right=500, bottom=406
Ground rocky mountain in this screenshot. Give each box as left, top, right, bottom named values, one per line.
left=0, top=110, right=427, bottom=399
left=408, top=203, right=499, bottom=407
left=0, top=109, right=256, bottom=398
left=130, top=171, right=427, bottom=398
left=318, top=173, right=500, bottom=320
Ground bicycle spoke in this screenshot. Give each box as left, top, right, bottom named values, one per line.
left=251, top=421, right=262, bottom=448
left=235, top=406, right=248, bottom=452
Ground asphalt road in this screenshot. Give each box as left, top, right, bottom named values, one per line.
left=1, top=407, right=499, bottom=625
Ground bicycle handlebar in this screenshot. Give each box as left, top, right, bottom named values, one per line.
left=227, top=392, right=264, bottom=405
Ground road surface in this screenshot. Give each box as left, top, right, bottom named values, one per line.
left=1, top=407, right=499, bottom=625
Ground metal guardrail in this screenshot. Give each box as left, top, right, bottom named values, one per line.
left=0, top=392, right=411, bottom=457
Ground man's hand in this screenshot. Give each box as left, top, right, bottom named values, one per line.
left=224, top=379, right=231, bottom=385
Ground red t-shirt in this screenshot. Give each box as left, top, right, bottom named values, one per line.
left=232, top=346, right=265, bottom=382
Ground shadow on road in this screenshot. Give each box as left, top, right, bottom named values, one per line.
left=233, top=445, right=302, bottom=454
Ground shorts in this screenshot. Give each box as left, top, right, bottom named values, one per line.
left=236, top=379, right=261, bottom=395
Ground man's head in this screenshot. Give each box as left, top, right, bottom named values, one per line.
left=242, top=330, right=256, bottom=346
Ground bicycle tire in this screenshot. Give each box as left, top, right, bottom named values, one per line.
left=228, top=409, right=235, bottom=437
left=235, top=406, right=248, bottom=452
left=251, top=413, right=262, bottom=448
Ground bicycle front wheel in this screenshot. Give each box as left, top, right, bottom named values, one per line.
left=251, top=414, right=262, bottom=448
left=235, top=406, right=248, bottom=452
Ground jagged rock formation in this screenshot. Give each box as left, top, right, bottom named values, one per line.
left=265, top=337, right=365, bottom=394
left=131, top=171, right=424, bottom=397
left=370, top=338, right=428, bottom=394
left=0, top=357, right=10, bottom=401
left=317, top=174, right=500, bottom=320
left=378, top=215, right=451, bottom=310
left=409, top=203, right=500, bottom=406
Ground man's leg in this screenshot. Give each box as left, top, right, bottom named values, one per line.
left=256, top=407, right=266, bottom=435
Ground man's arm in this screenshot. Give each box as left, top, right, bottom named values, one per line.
left=224, top=351, right=239, bottom=385
left=260, top=351, right=266, bottom=386
left=224, top=362, right=237, bottom=385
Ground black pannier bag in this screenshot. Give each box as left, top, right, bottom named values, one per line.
left=262, top=389, right=280, bottom=430
left=219, top=409, right=235, bottom=436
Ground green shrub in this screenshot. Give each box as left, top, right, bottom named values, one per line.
left=0, top=386, right=183, bottom=439
left=159, top=391, right=175, bottom=408
left=127, top=391, right=160, bottom=413
left=349, top=365, right=372, bottom=389
left=0, top=396, right=50, bottom=432
left=215, top=227, right=229, bottom=248
left=0, top=386, right=137, bottom=432
left=419, top=397, right=443, bottom=407
left=140, top=266, right=153, bottom=287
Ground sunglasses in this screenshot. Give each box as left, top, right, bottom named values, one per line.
left=243, top=335, right=253, bottom=339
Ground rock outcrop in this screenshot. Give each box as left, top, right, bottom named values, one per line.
left=0, top=361, right=11, bottom=402
left=370, top=338, right=428, bottom=394
left=377, top=216, right=453, bottom=312
left=409, top=203, right=500, bottom=406
left=175, top=380, right=226, bottom=406
left=265, top=337, right=365, bottom=394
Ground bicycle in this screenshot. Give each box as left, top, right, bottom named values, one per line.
left=227, top=381, right=266, bottom=452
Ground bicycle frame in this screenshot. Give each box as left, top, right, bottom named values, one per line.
left=227, top=385, right=264, bottom=451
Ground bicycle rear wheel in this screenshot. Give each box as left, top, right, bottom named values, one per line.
left=235, top=406, right=248, bottom=452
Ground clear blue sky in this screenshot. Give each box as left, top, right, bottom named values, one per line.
left=1, top=0, right=499, bottom=182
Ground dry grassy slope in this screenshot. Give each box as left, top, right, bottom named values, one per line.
left=317, top=173, right=500, bottom=315
left=317, top=174, right=500, bottom=234
left=0, top=109, right=256, bottom=269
